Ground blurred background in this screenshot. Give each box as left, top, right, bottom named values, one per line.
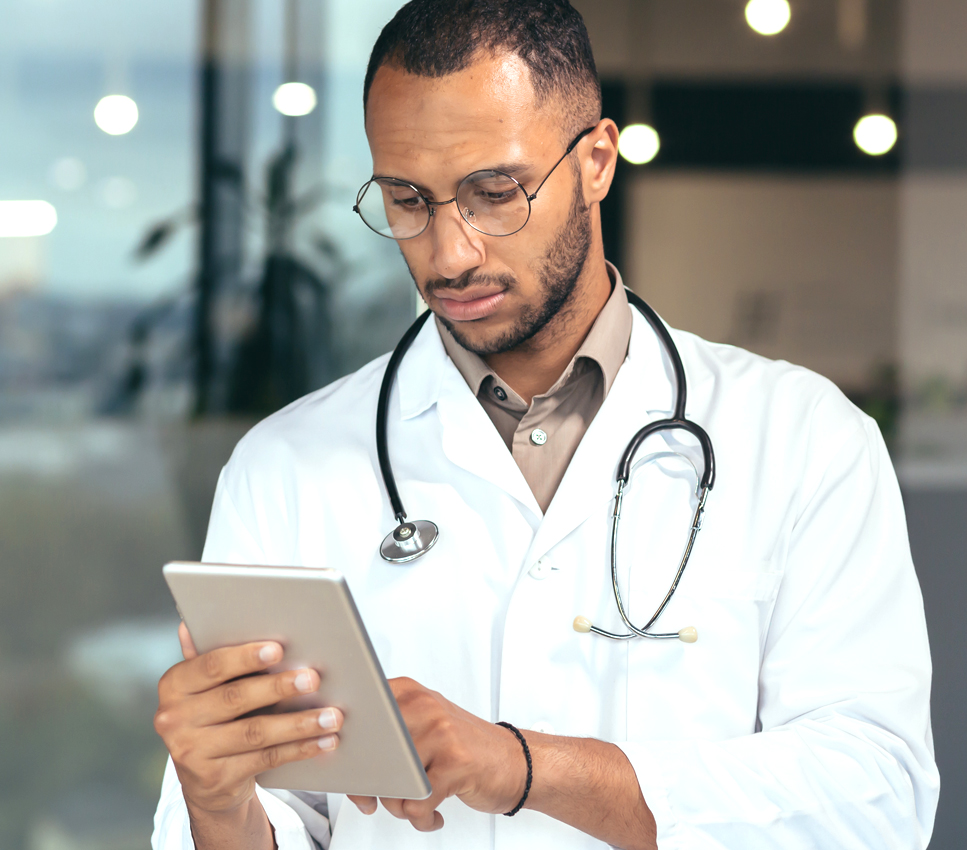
left=0, top=0, right=963, bottom=847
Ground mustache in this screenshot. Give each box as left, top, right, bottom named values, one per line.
left=423, top=272, right=517, bottom=297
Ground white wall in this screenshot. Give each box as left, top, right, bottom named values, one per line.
left=624, top=173, right=898, bottom=391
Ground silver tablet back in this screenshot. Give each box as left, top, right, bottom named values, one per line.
left=163, top=561, right=431, bottom=799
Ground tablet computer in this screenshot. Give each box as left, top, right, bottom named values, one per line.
left=162, top=560, right=431, bottom=799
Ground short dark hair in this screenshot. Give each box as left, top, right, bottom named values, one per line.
left=363, top=0, right=601, bottom=140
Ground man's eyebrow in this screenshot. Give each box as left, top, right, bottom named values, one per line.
left=373, top=160, right=534, bottom=197
left=488, top=162, right=531, bottom=178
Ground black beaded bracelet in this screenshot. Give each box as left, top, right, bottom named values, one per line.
left=496, top=721, right=532, bottom=817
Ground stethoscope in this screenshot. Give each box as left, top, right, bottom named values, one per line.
left=376, top=289, right=716, bottom=643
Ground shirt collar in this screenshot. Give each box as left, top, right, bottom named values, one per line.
left=396, top=273, right=676, bottom=422
left=437, top=261, right=633, bottom=403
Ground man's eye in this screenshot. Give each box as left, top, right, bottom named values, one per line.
left=471, top=185, right=518, bottom=204
left=391, top=195, right=423, bottom=208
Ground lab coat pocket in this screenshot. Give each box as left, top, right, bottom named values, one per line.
left=675, top=562, right=783, bottom=601
left=625, top=561, right=782, bottom=744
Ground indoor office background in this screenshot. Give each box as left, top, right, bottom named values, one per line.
left=0, top=0, right=963, bottom=847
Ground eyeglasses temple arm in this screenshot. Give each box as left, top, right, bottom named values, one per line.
left=525, top=126, right=596, bottom=202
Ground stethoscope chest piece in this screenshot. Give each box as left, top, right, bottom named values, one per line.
left=380, top=519, right=439, bottom=563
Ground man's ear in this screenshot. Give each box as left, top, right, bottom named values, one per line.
left=581, top=119, right=620, bottom=205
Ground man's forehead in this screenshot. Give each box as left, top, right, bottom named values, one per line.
left=366, top=51, right=538, bottom=122
left=364, top=53, right=561, bottom=177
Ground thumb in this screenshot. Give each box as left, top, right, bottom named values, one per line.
left=178, top=620, right=198, bottom=660
left=347, top=794, right=378, bottom=815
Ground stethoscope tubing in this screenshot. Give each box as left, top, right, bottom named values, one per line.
left=375, top=309, right=432, bottom=524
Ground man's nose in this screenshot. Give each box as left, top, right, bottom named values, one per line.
left=426, top=203, right=486, bottom=281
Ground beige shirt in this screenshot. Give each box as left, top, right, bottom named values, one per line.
left=438, top=264, right=633, bottom=513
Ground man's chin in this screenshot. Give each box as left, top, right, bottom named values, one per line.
left=439, top=316, right=497, bottom=356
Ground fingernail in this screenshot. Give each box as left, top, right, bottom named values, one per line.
left=318, top=708, right=339, bottom=730
left=318, top=734, right=338, bottom=751
left=259, top=644, right=281, bottom=664
left=294, top=671, right=314, bottom=693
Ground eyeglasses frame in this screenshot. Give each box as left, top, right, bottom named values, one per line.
left=353, top=125, right=596, bottom=240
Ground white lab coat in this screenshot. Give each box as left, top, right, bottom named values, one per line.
left=152, top=307, right=939, bottom=850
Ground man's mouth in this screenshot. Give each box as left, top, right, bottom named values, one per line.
left=431, top=288, right=507, bottom=322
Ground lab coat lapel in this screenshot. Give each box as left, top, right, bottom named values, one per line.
left=436, top=365, right=542, bottom=515
left=525, top=309, right=676, bottom=565
left=396, top=316, right=541, bottom=517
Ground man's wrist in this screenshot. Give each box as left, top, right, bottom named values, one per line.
left=495, top=722, right=532, bottom=815
left=186, top=794, right=275, bottom=850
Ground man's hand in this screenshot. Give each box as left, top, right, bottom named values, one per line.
left=347, top=676, right=657, bottom=850
left=153, top=622, right=345, bottom=849
left=347, top=677, right=527, bottom=831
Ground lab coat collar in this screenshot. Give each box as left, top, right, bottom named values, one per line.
left=392, top=300, right=681, bottom=531
left=395, top=294, right=675, bottom=420
left=395, top=310, right=540, bottom=512
left=524, top=306, right=677, bottom=563
left=396, top=313, right=447, bottom=421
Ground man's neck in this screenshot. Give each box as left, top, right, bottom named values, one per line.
left=483, top=256, right=613, bottom=405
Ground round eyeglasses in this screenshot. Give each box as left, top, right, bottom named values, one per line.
left=353, top=127, right=594, bottom=240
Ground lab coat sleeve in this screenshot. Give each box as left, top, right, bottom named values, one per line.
left=615, top=415, right=939, bottom=849
left=150, top=466, right=330, bottom=850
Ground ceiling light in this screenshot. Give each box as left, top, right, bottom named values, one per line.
left=94, top=95, right=139, bottom=136
left=618, top=124, right=661, bottom=165
left=853, top=114, right=897, bottom=156
left=0, top=201, right=58, bottom=237
left=272, top=82, right=318, bottom=117
left=745, top=0, right=791, bottom=36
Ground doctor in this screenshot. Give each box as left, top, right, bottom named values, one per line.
left=152, top=1, right=939, bottom=848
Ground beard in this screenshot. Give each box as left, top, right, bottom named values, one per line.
left=415, top=176, right=592, bottom=357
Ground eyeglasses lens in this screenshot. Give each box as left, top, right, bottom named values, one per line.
left=357, top=178, right=429, bottom=240
left=457, top=171, right=529, bottom=236
left=356, top=171, right=531, bottom=240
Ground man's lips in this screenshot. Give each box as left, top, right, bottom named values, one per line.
left=432, top=288, right=507, bottom=322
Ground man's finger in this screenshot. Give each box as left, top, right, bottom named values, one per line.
left=402, top=801, right=444, bottom=832
left=163, top=641, right=284, bottom=696
left=186, top=667, right=320, bottom=726
left=219, top=732, right=341, bottom=788
left=348, top=794, right=378, bottom=815
left=395, top=774, right=448, bottom=832
left=203, top=707, right=344, bottom=758
left=178, top=620, right=198, bottom=660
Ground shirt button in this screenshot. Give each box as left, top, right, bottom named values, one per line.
left=530, top=428, right=547, bottom=446
left=528, top=559, right=552, bottom=580
left=493, top=386, right=507, bottom=401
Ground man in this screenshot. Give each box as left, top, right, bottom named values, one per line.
left=152, top=1, right=939, bottom=848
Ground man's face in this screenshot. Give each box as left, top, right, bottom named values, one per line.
left=365, top=53, right=593, bottom=356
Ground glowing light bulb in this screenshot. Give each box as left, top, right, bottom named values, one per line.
left=745, top=0, right=791, bottom=35
left=0, top=201, right=58, bottom=237
left=94, top=95, right=139, bottom=135
left=618, top=124, right=660, bottom=165
left=853, top=114, right=897, bottom=156
left=272, top=82, right=317, bottom=117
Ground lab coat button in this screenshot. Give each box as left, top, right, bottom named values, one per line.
left=528, top=559, right=551, bottom=579
left=530, top=428, right=548, bottom=446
